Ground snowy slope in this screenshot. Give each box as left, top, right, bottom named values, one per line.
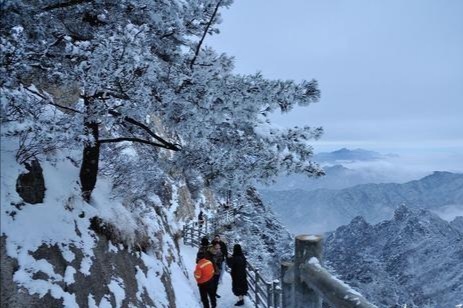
left=1, top=137, right=201, bottom=307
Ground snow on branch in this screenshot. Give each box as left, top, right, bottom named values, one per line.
left=98, top=137, right=177, bottom=150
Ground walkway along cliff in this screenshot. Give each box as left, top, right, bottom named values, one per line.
left=182, top=208, right=377, bottom=308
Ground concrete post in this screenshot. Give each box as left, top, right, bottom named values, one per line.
left=254, top=268, right=260, bottom=308
left=266, top=282, right=272, bottom=307
left=294, top=234, right=323, bottom=308
left=273, top=279, right=281, bottom=308
left=281, top=261, right=294, bottom=307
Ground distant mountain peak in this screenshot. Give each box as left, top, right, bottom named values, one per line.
left=314, top=148, right=389, bottom=163
left=428, top=170, right=455, bottom=178
left=333, top=147, right=351, bottom=153
left=394, top=204, right=412, bottom=221
left=351, top=215, right=370, bottom=227
left=412, top=170, right=463, bottom=187
left=325, top=206, right=463, bottom=307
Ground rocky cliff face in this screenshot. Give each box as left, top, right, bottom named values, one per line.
left=324, top=206, right=463, bottom=307
left=1, top=177, right=200, bottom=308
left=1, top=234, right=178, bottom=307
left=0, top=138, right=214, bottom=308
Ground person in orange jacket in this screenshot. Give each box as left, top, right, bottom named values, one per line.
left=194, top=251, right=216, bottom=308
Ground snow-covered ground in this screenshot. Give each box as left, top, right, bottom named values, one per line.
left=180, top=243, right=253, bottom=308
left=1, top=137, right=202, bottom=307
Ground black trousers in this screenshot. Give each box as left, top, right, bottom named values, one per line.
left=211, top=274, right=220, bottom=296
left=198, top=279, right=216, bottom=308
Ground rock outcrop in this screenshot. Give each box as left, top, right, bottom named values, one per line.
left=16, top=159, right=45, bottom=204
left=324, top=206, right=463, bottom=307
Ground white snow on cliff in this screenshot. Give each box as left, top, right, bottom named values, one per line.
left=1, top=136, right=203, bottom=307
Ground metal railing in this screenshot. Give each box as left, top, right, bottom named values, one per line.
left=246, top=261, right=281, bottom=308
left=182, top=211, right=376, bottom=308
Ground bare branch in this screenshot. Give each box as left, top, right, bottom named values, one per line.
left=108, top=109, right=180, bottom=151
left=98, top=137, right=179, bottom=151
left=190, top=0, right=222, bottom=69
left=93, top=91, right=130, bottom=100
left=24, top=87, right=82, bottom=113
left=160, top=31, right=175, bottom=39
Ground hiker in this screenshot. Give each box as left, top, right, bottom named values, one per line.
left=227, top=244, right=248, bottom=306
left=198, top=210, right=205, bottom=228
left=213, top=234, right=228, bottom=258
left=195, top=251, right=216, bottom=308
left=209, top=241, right=224, bottom=298
left=213, top=234, right=228, bottom=284
left=196, top=237, right=210, bottom=263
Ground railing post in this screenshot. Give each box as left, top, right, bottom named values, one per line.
left=212, top=218, right=218, bottom=234
left=266, top=282, right=272, bottom=307
left=182, top=225, right=186, bottom=244
left=273, top=280, right=281, bottom=308
left=281, top=261, right=294, bottom=307
left=190, top=226, right=194, bottom=246
left=294, top=235, right=323, bottom=308
left=254, top=268, right=260, bottom=308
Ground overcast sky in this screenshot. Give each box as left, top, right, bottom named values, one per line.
left=207, top=0, right=463, bottom=168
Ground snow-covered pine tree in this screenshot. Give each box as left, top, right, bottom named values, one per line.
left=1, top=0, right=323, bottom=202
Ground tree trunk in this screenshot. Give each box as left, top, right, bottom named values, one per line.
left=79, top=97, right=100, bottom=202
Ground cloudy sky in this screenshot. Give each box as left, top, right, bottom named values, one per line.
left=207, top=0, right=463, bottom=170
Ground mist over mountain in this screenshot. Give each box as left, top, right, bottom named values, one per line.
left=260, top=148, right=432, bottom=192
left=314, top=148, right=395, bottom=163
left=262, top=164, right=395, bottom=191
left=325, top=206, right=463, bottom=307
left=260, top=171, right=463, bottom=234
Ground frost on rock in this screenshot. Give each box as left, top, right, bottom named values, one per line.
left=0, top=138, right=199, bottom=307
left=324, top=206, right=463, bottom=307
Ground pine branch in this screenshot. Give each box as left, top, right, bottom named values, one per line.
left=98, top=137, right=179, bottom=150
left=190, top=0, right=222, bottom=69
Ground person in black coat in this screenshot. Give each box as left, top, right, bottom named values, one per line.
left=198, top=210, right=205, bottom=228
left=226, top=244, right=248, bottom=306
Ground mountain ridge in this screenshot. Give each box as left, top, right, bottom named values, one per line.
left=261, top=171, right=463, bottom=234
left=325, top=206, right=463, bottom=307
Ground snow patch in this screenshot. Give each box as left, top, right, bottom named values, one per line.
left=135, top=253, right=168, bottom=307
left=108, top=276, right=126, bottom=308
left=64, top=266, right=76, bottom=285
